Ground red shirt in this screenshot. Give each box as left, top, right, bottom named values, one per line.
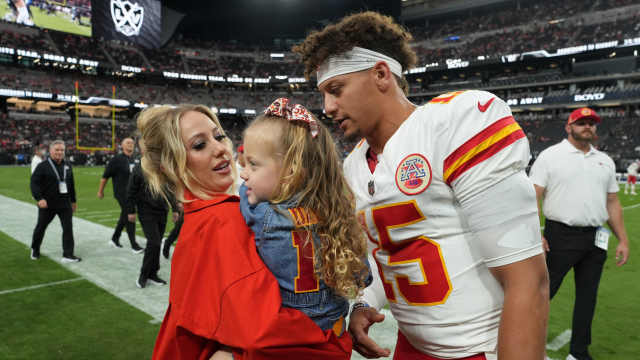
left=152, top=191, right=351, bottom=360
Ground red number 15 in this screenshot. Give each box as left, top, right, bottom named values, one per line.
left=359, top=201, right=452, bottom=306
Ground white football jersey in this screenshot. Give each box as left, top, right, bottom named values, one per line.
left=344, top=90, right=532, bottom=358
left=627, top=161, right=639, bottom=176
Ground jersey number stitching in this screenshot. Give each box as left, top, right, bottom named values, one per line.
left=360, top=201, right=452, bottom=306
left=291, top=229, right=320, bottom=293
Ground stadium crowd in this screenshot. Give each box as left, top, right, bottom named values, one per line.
left=1, top=0, right=639, bottom=169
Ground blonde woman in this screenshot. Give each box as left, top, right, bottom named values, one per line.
left=137, top=105, right=353, bottom=360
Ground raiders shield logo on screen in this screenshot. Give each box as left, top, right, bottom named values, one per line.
left=110, top=0, right=144, bottom=37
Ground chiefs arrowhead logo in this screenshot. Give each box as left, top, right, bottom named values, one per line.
left=477, top=97, right=496, bottom=113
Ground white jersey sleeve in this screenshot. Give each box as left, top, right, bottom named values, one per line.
left=434, top=90, right=531, bottom=204
left=429, top=90, right=541, bottom=266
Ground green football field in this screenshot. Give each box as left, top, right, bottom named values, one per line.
left=0, top=166, right=638, bottom=359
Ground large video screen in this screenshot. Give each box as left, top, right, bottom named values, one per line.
left=0, top=0, right=92, bottom=36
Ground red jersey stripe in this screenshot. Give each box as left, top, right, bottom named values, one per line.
left=444, top=116, right=517, bottom=171
left=445, top=129, right=525, bottom=185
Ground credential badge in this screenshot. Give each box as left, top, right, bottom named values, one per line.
left=111, top=0, right=144, bottom=37
left=395, top=153, right=432, bottom=195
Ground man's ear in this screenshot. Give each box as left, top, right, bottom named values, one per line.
left=371, top=61, right=394, bottom=92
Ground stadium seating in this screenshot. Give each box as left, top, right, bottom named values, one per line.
left=1, top=0, right=639, bottom=169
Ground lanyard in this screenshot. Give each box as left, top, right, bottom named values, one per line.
left=47, top=157, right=67, bottom=183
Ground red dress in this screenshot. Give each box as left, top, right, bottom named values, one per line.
left=152, top=191, right=351, bottom=360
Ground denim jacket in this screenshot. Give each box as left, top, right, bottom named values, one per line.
left=239, top=184, right=348, bottom=331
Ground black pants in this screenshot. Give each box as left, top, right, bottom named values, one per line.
left=113, top=197, right=137, bottom=247
left=165, top=213, right=183, bottom=248
left=545, top=220, right=607, bottom=355
left=138, top=211, right=167, bottom=278
left=31, top=206, right=75, bottom=257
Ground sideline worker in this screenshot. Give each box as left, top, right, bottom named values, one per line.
left=529, top=107, right=630, bottom=360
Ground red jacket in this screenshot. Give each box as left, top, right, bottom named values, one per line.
left=152, top=192, right=351, bottom=360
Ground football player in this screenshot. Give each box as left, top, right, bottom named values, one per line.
left=6, top=0, right=33, bottom=26
left=624, top=159, right=639, bottom=195
left=294, top=11, right=549, bottom=360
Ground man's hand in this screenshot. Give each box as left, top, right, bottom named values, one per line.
left=128, top=214, right=136, bottom=223
left=348, top=307, right=390, bottom=358
left=97, top=191, right=104, bottom=199
left=71, top=203, right=77, bottom=213
left=172, top=212, right=180, bottom=223
left=37, top=199, right=47, bottom=208
left=542, top=235, right=550, bottom=252
left=615, top=241, right=629, bottom=266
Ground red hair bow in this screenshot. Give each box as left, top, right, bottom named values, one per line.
left=265, top=98, right=319, bottom=138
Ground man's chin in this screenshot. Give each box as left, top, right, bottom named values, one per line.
left=342, top=130, right=361, bottom=142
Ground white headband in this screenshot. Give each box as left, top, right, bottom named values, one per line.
left=316, top=46, right=403, bottom=86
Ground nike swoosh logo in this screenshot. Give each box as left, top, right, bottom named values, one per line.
left=477, top=97, right=496, bottom=112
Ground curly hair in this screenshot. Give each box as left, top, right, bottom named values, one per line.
left=292, top=11, right=417, bottom=94
left=136, top=105, right=237, bottom=204
left=244, top=112, right=370, bottom=298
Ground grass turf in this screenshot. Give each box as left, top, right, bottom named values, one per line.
left=0, top=165, right=638, bottom=359
left=0, top=229, right=159, bottom=360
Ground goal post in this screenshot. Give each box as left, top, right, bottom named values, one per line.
left=74, top=81, right=116, bottom=151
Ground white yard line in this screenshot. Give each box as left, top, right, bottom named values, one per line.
left=77, top=209, right=121, bottom=215
left=0, top=194, right=170, bottom=321
left=0, top=277, right=84, bottom=295
left=546, top=329, right=572, bottom=351
left=623, top=202, right=640, bottom=210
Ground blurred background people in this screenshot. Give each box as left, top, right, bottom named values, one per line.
left=97, top=137, right=144, bottom=253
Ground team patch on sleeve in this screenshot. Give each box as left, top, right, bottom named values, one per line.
left=443, top=116, right=525, bottom=185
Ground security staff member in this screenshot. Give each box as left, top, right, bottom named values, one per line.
left=30, top=140, right=81, bottom=262
left=162, top=204, right=182, bottom=259
left=530, top=107, right=630, bottom=360
left=97, top=137, right=143, bottom=253
left=127, top=161, right=177, bottom=288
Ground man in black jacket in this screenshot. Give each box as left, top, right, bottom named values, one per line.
left=30, top=140, right=81, bottom=262
left=97, top=137, right=143, bottom=253
left=127, top=162, right=177, bottom=288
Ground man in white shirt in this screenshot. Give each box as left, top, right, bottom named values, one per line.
left=31, top=144, right=46, bottom=174
left=529, top=107, right=630, bottom=360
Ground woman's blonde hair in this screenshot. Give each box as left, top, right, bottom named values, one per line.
left=136, top=104, right=236, bottom=203
left=245, top=112, right=369, bottom=298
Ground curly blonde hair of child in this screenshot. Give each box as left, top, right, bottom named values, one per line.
left=136, top=104, right=237, bottom=203
left=292, top=11, right=417, bottom=95
left=245, top=112, right=369, bottom=298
